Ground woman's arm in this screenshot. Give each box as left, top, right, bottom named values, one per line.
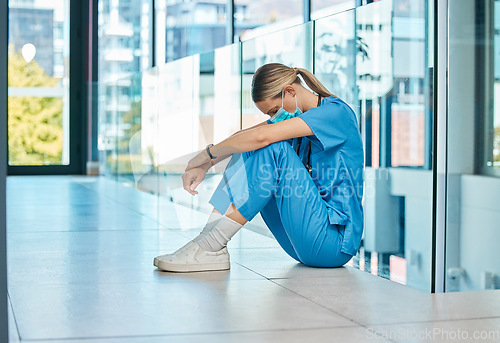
left=185, top=119, right=270, bottom=172
left=235, top=119, right=270, bottom=134
left=210, top=117, right=313, bottom=157
left=214, top=120, right=270, bottom=157
left=186, top=117, right=313, bottom=171
left=197, top=120, right=270, bottom=173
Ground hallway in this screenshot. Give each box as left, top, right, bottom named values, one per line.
left=6, top=176, right=500, bottom=342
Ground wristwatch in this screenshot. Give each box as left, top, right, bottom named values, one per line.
left=206, top=144, right=217, bottom=159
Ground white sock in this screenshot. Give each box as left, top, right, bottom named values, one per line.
left=199, top=211, right=224, bottom=235
left=194, top=216, right=244, bottom=252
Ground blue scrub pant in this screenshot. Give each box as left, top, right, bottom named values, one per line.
left=208, top=140, right=352, bottom=268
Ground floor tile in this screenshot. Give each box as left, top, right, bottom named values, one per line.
left=275, top=274, right=500, bottom=326
left=430, top=290, right=500, bottom=320
left=8, top=250, right=265, bottom=285
left=273, top=270, right=436, bottom=325
left=10, top=280, right=357, bottom=341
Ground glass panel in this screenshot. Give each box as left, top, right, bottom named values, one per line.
left=315, top=8, right=357, bottom=111
left=347, top=0, right=434, bottom=292
left=445, top=0, right=500, bottom=292
left=234, top=0, right=303, bottom=41
left=155, top=45, right=242, bottom=231
left=156, top=55, right=200, bottom=229
left=241, top=22, right=314, bottom=129
left=97, top=0, right=152, bottom=176
left=8, top=0, right=70, bottom=165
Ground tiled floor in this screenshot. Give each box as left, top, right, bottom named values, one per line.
left=6, top=176, right=500, bottom=342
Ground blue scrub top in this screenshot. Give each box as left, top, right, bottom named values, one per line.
left=267, top=96, right=364, bottom=256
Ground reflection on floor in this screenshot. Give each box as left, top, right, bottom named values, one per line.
left=6, top=176, right=500, bottom=342
left=349, top=247, right=407, bottom=286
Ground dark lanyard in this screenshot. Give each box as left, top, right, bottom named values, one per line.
left=296, top=95, right=321, bottom=176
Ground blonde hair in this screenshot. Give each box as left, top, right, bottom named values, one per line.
left=251, top=63, right=336, bottom=102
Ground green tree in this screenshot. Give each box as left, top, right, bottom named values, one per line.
left=8, top=44, right=63, bottom=165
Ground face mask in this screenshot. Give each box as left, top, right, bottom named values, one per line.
left=269, top=90, right=302, bottom=123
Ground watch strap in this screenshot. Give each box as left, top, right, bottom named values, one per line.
left=206, top=144, right=217, bottom=159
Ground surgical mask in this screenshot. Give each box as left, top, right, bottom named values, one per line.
left=269, top=90, right=302, bottom=123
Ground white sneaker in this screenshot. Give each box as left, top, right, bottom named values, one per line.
left=154, top=241, right=230, bottom=272
left=153, top=240, right=195, bottom=267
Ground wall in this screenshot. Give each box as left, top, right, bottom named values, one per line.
left=445, top=0, right=500, bottom=292
left=458, top=176, right=500, bottom=291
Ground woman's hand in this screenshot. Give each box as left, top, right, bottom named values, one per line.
left=182, top=148, right=214, bottom=195
left=182, top=167, right=208, bottom=195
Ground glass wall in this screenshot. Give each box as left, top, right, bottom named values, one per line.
left=445, top=0, right=500, bottom=292
left=101, top=0, right=440, bottom=292
left=7, top=0, right=70, bottom=165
